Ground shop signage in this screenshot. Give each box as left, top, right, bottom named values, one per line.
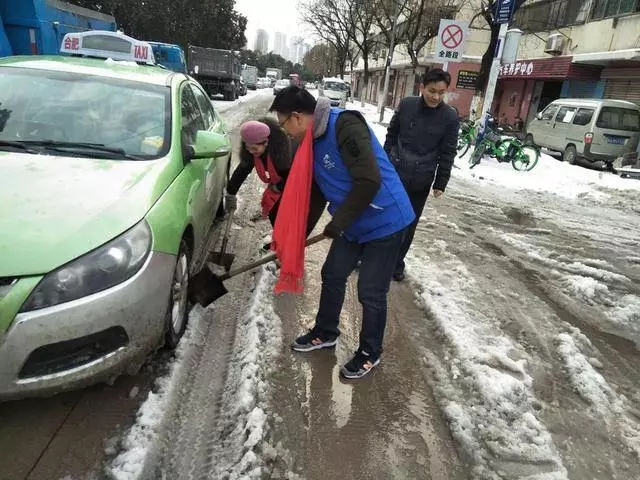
left=499, top=61, right=534, bottom=77
left=456, top=70, right=479, bottom=90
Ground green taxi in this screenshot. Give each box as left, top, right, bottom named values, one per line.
left=0, top=31, right=231, bottom=399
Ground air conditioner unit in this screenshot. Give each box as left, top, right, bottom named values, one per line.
left=544, top=33, right=565, bottom=55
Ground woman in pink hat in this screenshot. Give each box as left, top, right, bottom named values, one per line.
left=226, top=118, right=325, bottom=249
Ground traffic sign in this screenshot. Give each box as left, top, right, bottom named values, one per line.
left=434, top=19, right=468, bottom=63
left=494, top=0, right=515, bottom=24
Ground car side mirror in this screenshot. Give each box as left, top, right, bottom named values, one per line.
left=536, top=113, right=543, bottom=120
left=189, top=130, right=230, bottom=160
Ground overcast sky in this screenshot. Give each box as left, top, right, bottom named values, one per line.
left=235, top=0, right=309, bottom=50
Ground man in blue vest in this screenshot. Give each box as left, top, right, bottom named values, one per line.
left=269, top=86, right=415, bottom=379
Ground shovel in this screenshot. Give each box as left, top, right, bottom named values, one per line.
left=208, top=209, right=236, bottom=272
left=189, top=233, right=326, bottom=307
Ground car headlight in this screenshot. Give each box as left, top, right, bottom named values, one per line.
left=20, top=221, right=152, bottom=312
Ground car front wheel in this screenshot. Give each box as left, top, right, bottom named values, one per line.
left=563, top=145, right=577, bottom=164
left=164, top=239, right=190, bottom=349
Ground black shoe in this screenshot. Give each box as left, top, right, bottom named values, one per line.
left=340, top=350, right=380, bottom=379
left=291, top=331, right=337, bottom=352
left=392, top=271, right=405, bottom=282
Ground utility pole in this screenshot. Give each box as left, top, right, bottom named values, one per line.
left=480, top=21, right=508, bottom=119
left=378, top=0, right=400, bottom=123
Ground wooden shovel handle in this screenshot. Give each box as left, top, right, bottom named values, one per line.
left=220, top=233, right=326, bottom=280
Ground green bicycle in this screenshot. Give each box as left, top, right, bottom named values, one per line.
left=469, top=127, right=540, bottom=171
left=457, top=119, right=476, bottom=158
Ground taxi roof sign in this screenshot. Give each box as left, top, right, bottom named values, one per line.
left=60, top=30, right=156, bottom=65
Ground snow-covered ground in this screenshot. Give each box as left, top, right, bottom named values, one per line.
left=105, top=92, right=640, bottom=480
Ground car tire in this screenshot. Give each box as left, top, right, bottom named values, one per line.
left=563, top=145, right=577, bottom=164
left=164, top=239, right=191, bottom=349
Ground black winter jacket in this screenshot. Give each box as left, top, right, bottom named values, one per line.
left=227, top=117, right=295, bottom=195
left=384, top=96, right=459, bottom=193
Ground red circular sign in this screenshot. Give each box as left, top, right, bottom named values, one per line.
left=441, top=24, right=463, bottom=49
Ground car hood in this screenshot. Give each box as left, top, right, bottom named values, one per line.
left=0, top=151, right=174, bottom=276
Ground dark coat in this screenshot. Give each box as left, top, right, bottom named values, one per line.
left=383, top=96, right=459, bottom=193
left=227, top=117, right=294, bottom=194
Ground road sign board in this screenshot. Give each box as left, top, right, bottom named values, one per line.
left=434, top=19, right=468, bottom=63
left=494, top=0, right=515, bottom=24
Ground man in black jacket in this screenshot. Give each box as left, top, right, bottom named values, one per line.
left=384, top=68, right=459, bottom=281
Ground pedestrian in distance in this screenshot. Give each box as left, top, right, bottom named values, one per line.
left=383, top=68, right=460, bottom=281
left=225, top=118, right=325, bottom=250
left=269, top=86, right=415, bottom=379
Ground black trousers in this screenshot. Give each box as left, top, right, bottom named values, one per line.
left=395, top=189, right=430, bottom=275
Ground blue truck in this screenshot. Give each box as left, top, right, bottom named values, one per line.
left=148, top=41, right=187, bottom=73
left=0, top=0, right=116, bottom=57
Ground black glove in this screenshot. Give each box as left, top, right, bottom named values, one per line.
left=323, top=222, right=343, bottom=239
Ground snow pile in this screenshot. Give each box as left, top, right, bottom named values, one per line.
left=107, top=308, right=205, bottom=480
left=556, top=329, right=640, bottom=457
left=404, top=239, right=568, bottom=478
left=212, top=88, right=269, bottom=113
left=210, top=265, right=285, bottom=479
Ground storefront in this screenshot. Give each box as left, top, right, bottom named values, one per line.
left=349, top=60, right=480, bottom=115
left=495, top=56, right=601, bottom=126
left=601, top=63, right=640, bottom=105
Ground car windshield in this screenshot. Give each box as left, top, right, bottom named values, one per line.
left=0, top=67, right=171, bottom=159
left=324, top=81, right=346, bottom=91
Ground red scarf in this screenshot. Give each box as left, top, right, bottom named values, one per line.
left=253, top=154, right=282, bottom=218
left=271, top=125, right=313, bottom=294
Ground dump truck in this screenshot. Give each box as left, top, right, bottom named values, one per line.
left=265, top=67, right=282, bottom=86
left=0, top=0, right=116, bottom=57
left=188, top=45, right=241, bottom=101
left=242, top=64, right=258, bottom=90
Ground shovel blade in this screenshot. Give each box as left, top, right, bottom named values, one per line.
left=189, top=266, right=228, bottom=307
left=208, top=251, right=236, bottom=272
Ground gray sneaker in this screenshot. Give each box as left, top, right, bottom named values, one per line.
left=292, top=331, right=337, bottom=352
left=340, top=350, right=380, bottom=379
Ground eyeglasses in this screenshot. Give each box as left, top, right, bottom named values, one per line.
left=278, top=112, right=298, bottom=128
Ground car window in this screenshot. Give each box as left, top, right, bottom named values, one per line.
left=181, top=84, right=205, bottom=144
left=0, top=67, right=170, bottom=158
left=540, top=104, right=558, bottom=121
left=324, top=81, right=346, bottom=91
left=190, top=83, right=215, bottom=129
left=572, top=108, right=595, bottom=126
left=555, top=106, right=577, bottom=123
left=597, top=106, right=640, bottom=131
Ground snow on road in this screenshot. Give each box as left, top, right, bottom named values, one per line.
left=106, top=92, right=640, bottom=480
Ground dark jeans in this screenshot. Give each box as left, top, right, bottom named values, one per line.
left=313, top=228, right=407, bottom=358
left=395, top=189, right=430, bottom=275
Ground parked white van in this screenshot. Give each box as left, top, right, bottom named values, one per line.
left=525, top=98, right=640, bottom=167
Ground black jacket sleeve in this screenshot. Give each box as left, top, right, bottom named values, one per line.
left=433, top=110, right=460, bottom=192
left=331, top=112, right=381, bottom=232
left=383, top=101, right=402, bottom=155
left=227, top=147, right=254, bottom=195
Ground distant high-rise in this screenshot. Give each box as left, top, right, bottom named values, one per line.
left=254, top=29, right=269, bottom=54
left=289, top=36, right=304, bottom=64
left=274, top=32, right=287, bottom=58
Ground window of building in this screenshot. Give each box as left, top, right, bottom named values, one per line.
left=591, top=0, right=640, bottom=20
left=513, top=0, right=588, bottom=32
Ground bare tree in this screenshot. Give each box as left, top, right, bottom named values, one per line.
left=299, top=0, right=352, bottom=78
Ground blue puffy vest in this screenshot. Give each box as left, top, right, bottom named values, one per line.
left=313, top=109, right=415, bottom=243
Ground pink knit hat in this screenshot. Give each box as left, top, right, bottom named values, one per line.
left=240, top=120, right=270, bottom=145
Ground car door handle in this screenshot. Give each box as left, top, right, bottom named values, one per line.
left=214, top=147, right=231, bottom=158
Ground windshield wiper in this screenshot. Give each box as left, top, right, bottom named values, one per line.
left=0, top=140, right=39, bottom=153
left=21, top=140, right=144, bottom=160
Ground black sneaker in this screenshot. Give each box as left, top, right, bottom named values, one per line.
left=340, top=350, right=380, bottom=379
left=291, top=331, right=337, bottom=352
left=392, top=271, right=405, bottom=282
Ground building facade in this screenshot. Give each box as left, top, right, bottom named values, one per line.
left=254, top=29, right=269, bottom=54
left=274, top=32, right=287, bottom=58
left=494, top=0, right=640, bottom=125
left=348, top=0, right=490, bottom=116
